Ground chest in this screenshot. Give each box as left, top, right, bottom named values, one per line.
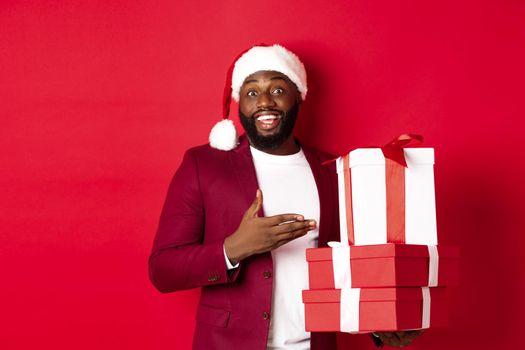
left=254, top=161, right=320, bottom=220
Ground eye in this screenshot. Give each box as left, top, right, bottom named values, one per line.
left=247, top=90, right=258, bottom=97
left=272, top=88, right=284, bottom=95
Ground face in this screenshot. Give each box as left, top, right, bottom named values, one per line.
left=238, top=70, right=301, bottom=150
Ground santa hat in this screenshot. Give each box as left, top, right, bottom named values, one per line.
left=209, top=44, right=308, bottom=151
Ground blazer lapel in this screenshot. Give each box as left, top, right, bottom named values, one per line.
left=302, top=145, right=338, bottom=247
left=229, top=134, right=261, bottom=211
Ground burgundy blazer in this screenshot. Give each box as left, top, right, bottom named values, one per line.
left=149, top=135, right=340, bottom=350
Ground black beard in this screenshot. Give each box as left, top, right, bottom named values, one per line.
left=239, top=103, right=299, bottom=150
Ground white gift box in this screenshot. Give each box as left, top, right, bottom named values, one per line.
left=336, top=147, right=437, bottom=246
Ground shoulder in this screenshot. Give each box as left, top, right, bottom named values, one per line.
left=185, top=142, right=221, bottom=157
left=180, top=140, right=248, bottom=176
left=183, top=143, right=233, bottom=163
left=185, top=134, right=250, bottom=160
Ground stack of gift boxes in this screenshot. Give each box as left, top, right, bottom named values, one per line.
left=302, top=135, right=459, bottom=333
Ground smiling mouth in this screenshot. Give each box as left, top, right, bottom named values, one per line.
left=255, top=114, right=282, bottom=131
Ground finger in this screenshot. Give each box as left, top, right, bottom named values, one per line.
left=394, top=332, right=403, bottom=345
left=395, top=331, right=414, bottom=339
left=384, top=332, right=401, bottom=342
left=382, top=337, right=402, bottom=347
left=408, top=330, right=424, bottom=337
left=399, top=337, right=412, bottom=347
left=247, top=189, right=263, bottom=218
left=264, top=213, right=305, bottom=226
left=272, top=220, right=316, bottom=234
left=271, top=231, right=309, bottom=249
left=375, top=332, right=395, bottom=339
left=269, top=227, right=313, bottom=250
left=280, top=227, right=312, bottom=241
left=376, top=332, right=401, bottom=347
left=402, top=330, right=423, bottom=342
left=394, top=331, right=420, bottom=347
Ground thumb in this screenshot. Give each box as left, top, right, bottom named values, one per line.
left=248, top=189, right=263, bottom=218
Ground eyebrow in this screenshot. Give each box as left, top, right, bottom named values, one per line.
left=244, top=76, right=287, bottom=84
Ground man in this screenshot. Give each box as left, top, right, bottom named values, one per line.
left=149, top=44, right=421, bottom=349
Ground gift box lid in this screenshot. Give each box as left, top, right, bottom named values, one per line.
left=302, top=287, right=447, bottom=303
left=306, top=244, right=459, bottom=262
left=338, top=148, right=435, bottom=169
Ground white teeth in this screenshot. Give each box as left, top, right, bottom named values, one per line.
left=256, top=114, right=278, bottom=121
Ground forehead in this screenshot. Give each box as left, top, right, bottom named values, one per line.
left=241, top=70, right=294, bottom=87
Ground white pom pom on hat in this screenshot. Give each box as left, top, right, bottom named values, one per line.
left=208, top=44, right=308, bottom=151
left=209, top=119, right=238, bottom=151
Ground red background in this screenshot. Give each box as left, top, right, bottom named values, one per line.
left=1, top=1, right=524, bottom=349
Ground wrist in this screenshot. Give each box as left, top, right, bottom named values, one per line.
left=224, top=234, right=247, bottom=264
left=223, top=245, right=240, bottom=269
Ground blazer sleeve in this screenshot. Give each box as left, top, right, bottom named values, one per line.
left=148, top=149, right=239, bottom=293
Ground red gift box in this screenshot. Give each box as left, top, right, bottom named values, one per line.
left=336, top=135, right=438, bottom=246
left=307, top=244, right=459, bottom=289
left=302, top=287, right=448, bottom=333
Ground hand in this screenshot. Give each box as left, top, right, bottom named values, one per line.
left=224, top=189, right=316, bottom=264
left=374, top=330, right=423, bottom=348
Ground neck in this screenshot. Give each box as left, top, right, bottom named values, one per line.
left=249, top=136, right=300, bottom=155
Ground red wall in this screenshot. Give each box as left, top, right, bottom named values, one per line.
left=1, top=1, right=523, bottom=349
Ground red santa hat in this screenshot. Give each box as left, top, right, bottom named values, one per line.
left=209, top=44, right=308, bottom=151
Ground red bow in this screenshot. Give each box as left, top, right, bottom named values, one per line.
left=381, top=134, right=424, bottom=167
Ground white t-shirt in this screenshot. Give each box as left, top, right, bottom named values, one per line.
left=250, top=146, right=320, bottom=350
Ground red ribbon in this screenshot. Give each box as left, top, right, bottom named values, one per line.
left=382, top=134, right=423, bottom=243
left=385, top=157, right=406, bottom=243
left=339, top=134, right=424, bottom=244
left=380, top=134, right=423, bottom=167
left=342, top=154, right=355, bottom=245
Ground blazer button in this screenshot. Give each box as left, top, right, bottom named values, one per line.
left=208, top=275, right=219, bottom=282
left=263, top=271, right=272, bottom=279
left=262, top=311, right=270, bottom=320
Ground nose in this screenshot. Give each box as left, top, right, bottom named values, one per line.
left=256, top=92, right=276, bottom=109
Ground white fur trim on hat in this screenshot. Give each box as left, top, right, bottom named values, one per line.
left=231, top=45, right=307, bottom=102
left=209, top=119, right=238, bottom=151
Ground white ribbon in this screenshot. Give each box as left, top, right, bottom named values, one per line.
left=336, top=157, right=350, bottom=243
left=421, top=287, right=431, bottom=329
left=330, top=157, right=353, bottom=289
left=427, top=245, right=439, bottom=287
left=340, top=288, right=361, bottom=333
left=328, top=242, right=352, bottom=289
